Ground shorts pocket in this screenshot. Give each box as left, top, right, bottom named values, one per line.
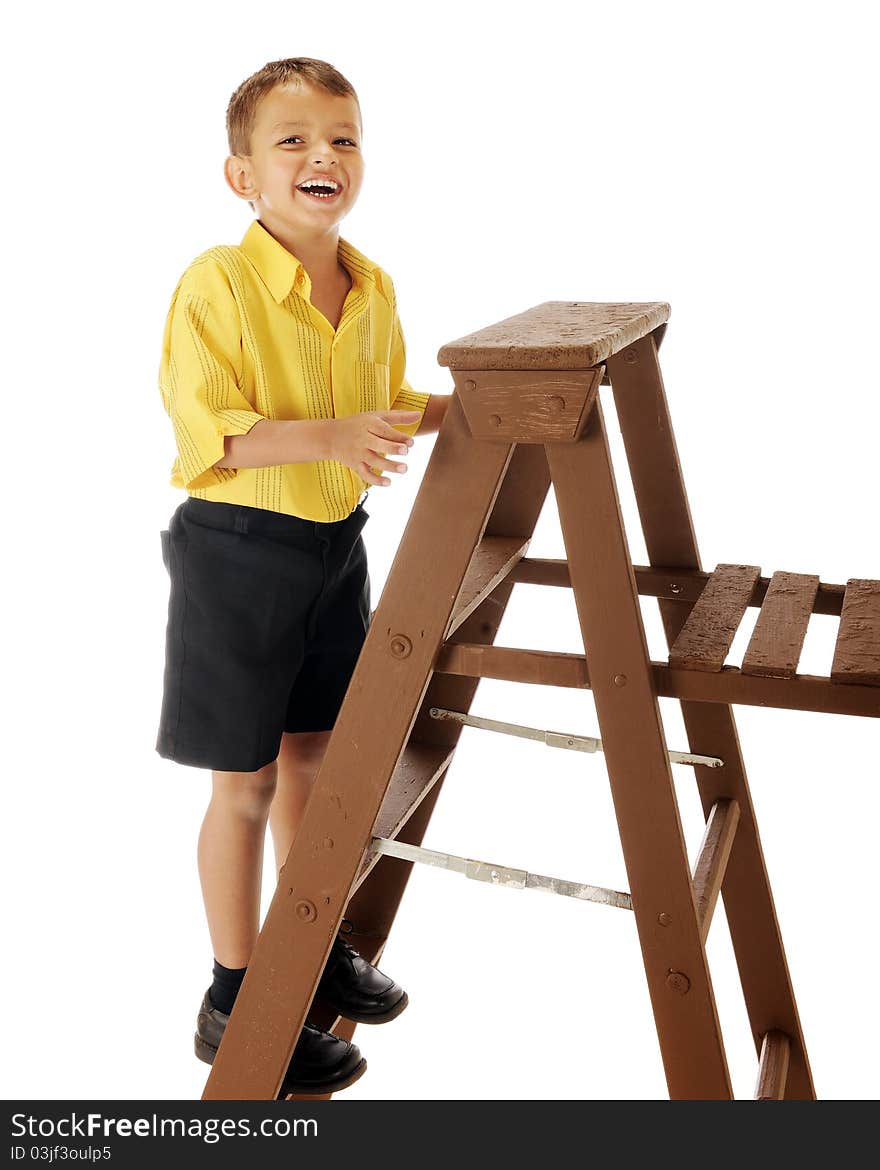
left=182, top=498, right=244, bottom=537
left=160, top=529, right=171, bottom=573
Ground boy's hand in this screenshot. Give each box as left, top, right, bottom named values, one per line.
left=329, top=410, right=421, bottom=486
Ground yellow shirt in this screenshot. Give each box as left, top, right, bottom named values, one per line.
left=158, top=217, right=431, bottom=522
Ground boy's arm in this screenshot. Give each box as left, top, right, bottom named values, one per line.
left=215, top=417, right=333, bottom=468
left=159, top=268, right=272, bottom=491
left=388, top=297, right=432, bottom=437
left=411, top=393, right=451, bottom=435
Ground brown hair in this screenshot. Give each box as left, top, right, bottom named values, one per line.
left=226, top=57, right=360, bottom=157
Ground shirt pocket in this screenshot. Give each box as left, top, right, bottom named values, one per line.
left=355, top=360, right=391, bottom=411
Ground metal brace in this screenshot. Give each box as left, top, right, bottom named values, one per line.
left=371, top=837, right=633, bottom=911
left=429, top=706, right=723, bottom=768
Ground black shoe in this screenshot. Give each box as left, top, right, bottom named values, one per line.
left=315, top=920, right=409, bottom=1024
left=194, top=990, right=366, bottom=1096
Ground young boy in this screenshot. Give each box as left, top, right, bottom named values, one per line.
left=155, top=57, right=449, bottom=1097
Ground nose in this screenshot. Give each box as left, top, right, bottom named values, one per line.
left=311, top=142, right=339, bottom=167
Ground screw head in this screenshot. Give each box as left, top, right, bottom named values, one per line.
left=613, top=673, right=628, bottom=687
left=547, top=395, right=566, bottom=414
left=658, top=912, right=672, bottom=927
left=464, top=379, right=477, bottom=392
left=623, top=348, right=639, bottom=365
left=295, top=900, right=317, bottom=923
left=390, top=634, right=412, bottom=658
left=666, top=970, right=691, bottom=995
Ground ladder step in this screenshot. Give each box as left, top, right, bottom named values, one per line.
left=669, top=563, right=762, bottom=671
left=447, top=536, right=531, bottom=639
left=352, top=743, right=455, bottom=893
left=371, top=837, right=633, bottom=910
left=754, top=1030, right=792, bottom=1100
left=830, top=578, right=880, bottom=686
left=691, top=799, right=740, bottom=943
left=437, top=300, right=670, bottom=370
left=742, top=571, right=820, bottom=678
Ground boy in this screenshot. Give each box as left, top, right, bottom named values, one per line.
left=155, top=57, right=449, bottom=1097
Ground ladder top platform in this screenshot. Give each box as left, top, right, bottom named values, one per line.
left=437, top=301, right=670, bottom=370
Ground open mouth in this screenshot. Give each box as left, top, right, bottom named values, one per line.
left=296, top=181, right=343, bottom=202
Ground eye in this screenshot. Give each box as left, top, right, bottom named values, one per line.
left=279, top=136, right=358, bottom=146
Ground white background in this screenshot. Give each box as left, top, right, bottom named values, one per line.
left=3, top=0, right=878, bottom=1101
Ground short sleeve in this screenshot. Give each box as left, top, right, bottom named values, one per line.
left=158, top=263, right=267, bottom=491
left=388, top=298, right=430, bottom=438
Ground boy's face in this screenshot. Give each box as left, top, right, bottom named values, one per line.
left=225, top=82, right=364, bottom=238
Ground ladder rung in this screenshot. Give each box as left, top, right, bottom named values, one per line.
left=669, top=564, right=762, bottom=671
left=754, top=1030, right=791, bottom=1100
left=692, top=799, right=740, bottom=942
left=434, top=641, right=880, bottom=717
left=741, top=571, right=819, bottom=678
left=830, top=578, right=880, bottom=686
left=370, top=837, right=633, bottom=910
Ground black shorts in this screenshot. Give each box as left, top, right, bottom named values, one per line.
left=155, top=494, right=371, bottom=773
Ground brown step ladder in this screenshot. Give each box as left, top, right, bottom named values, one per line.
left=201, top=301, right=880, bottom=1101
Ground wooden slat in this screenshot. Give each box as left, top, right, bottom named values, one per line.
left=437, top=301, right=670, bottom=370
left=447, top=536, right=531, bottom=638
left=352, top=743, right=455, bottom=891
left=830, top=578, right=880, bottom=686
left=755, top=1031, right=791, bottom=1100
left=741, top=571, right=819, bottom=678
left=669, top=564, right=762, bottom=671
left=691, top=799, right=740, bottom=943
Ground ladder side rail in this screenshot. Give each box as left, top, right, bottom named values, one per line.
left=607, top=333, right=815, bottom=1099
left=546, top=398, right=733, bottom=1100
left=201, top=394, right=515, bottom=1099
left=324, top=443, right=559, bottom=1086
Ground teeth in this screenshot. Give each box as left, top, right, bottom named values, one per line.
left=298, top=178, right=340, bottom=196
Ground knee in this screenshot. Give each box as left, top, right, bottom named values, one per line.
left=211, top=760, right=278, bottom=818
left=278, top=730, right=332, bottom=775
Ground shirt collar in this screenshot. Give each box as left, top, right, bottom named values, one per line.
left=239, top=218, right=387, bottom=303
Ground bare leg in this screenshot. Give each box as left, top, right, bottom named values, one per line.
left=198, top=760, right=278, bottom=969
left=269, top=730, right=333, bottom=880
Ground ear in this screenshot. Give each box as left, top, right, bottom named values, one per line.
left=224, top=154, right=258, bottom=203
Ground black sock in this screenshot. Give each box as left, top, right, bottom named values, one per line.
left=210, top=959, right=247, bottom=1014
